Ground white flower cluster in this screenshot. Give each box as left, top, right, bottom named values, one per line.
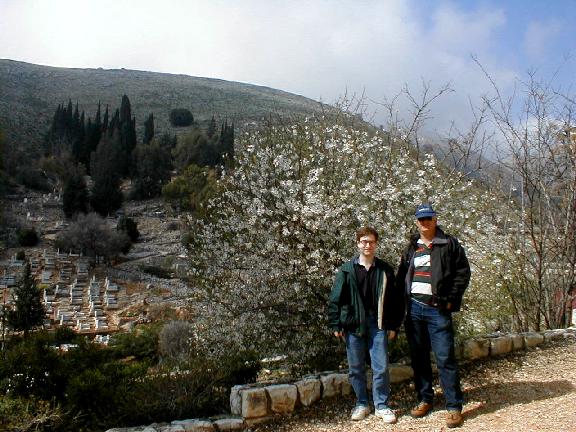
left=186, top=116, right=511, bottom=364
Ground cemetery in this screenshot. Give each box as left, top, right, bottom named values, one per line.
left=0, top=189, right=188, bottom=340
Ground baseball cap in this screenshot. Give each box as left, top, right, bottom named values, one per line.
left=415, top=203, right=437, bottom=218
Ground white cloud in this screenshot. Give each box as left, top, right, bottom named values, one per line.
left=0, top=0, right=568, bottom=135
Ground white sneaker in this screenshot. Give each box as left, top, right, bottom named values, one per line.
left=375, top=407, right=397, bottom=424
left=351, top=405, right=370, bottom=421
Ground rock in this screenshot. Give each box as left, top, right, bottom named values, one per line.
left=320, top=373, right=348, bottom=398
left=462, top=338, right=490, bottom=360
left=390, top=364, right=414, bottom=383
left=543, top=329, right=565, bottom=342
left=511, top=334, right=525, bottom=351
left=266, top=384, right=298, bottom=415
left=171, top=419, right=215, bottom=432
left=212, top=418, right=245, bottom=431
left=523, top=332, right=545, bottom=348
left=241, top=387, right=268, bottom=418
left=490, top=336, right=513, bottom=356
left=230, top=385, right=249, bottom=416
left=295, top=377, right=321, bottom=407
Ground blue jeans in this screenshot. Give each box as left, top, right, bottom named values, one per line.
left=405, top=298, right=463, bottom=410
left=345, top=314, right=390, bottom=409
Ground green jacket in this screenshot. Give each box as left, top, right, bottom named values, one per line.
left=328, top=256, right=404, bottom=336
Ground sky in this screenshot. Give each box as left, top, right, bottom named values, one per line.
left=1, top=0, right=575, bottom=135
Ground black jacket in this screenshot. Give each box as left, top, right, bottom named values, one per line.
left=396, top=227, right=471, bottom=312
left=328, top=256, right=404, bottom=335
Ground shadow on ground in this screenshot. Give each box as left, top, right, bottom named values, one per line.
left=462, top=380, right=574, bottom=420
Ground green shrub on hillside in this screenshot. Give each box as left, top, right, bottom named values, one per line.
left=17, top=227, right=39, bottom=247
left=0, top=396, right=64, bottom=431
left=169, top=108, right=194, bottom=127
left=0, top=327, right=261, bottom=431
left=109, top=324, right=161, bottom=362
left=140, top=264, right=172, bottom=279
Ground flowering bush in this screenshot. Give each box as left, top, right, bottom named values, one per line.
left=186, top=114, right=509, bottom=371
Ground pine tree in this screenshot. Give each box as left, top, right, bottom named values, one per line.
left=7, top=263, right=45, bottom=335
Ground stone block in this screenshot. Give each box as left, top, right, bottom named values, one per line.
left=171, top=419, right=215, bottom=432
left=243, top=416, right=275, bottom=427
left=462, top=338, right=489, bottom=360
left=389, top=364, right=413, bottom=383
left=266, top=384, right=297, bottom=415
left=511, top=334, right=524, bottom=351
left=295, top=378, right=321, bottom=407
left=158, top=425, right=184, bottom=432
left=490, top=336, right=512, bottom=356
left=241, top=387, right=268, bottom=418
left=543, top=329, right=565, bottom=342
left=523, top=332, right=544, bottom=348
left=336, top=373, right=353, bottom=396
left=230, top=385, right=249, bottom=416
left=321, top=373, right=348, bottom=398
left=212, top=418, right=245, bottom=431
left=105, top=429, right=145, bottom=432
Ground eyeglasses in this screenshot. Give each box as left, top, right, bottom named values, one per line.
left=359, top=240, right=377, bottom=246
left=417, top=217, right=433, bottom=222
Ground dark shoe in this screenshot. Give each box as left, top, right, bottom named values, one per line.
left=446, top=410, right=463, bottom=428
left=410, top=401, right=433, bottom=418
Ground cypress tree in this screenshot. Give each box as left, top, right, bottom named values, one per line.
left=143, top=113, right=154, bottom=145
left=63, top=172, right=89, bottom=218
left=120, top=95, right=132, bottom=125
left=102, top=105, right=109, bottom=132
left=90, top=129, right=123, bottom=216
left=207, top=115, right=217, bottom=139
left=65, top=99, right=73, bottom=130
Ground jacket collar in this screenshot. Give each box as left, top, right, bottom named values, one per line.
left=343, top=256, right=385, bottom=272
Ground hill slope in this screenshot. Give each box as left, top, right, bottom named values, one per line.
left=0, top=59, right=326, bottom=154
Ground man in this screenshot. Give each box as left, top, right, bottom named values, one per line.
left=328, top=227, right=404, bottom=423
left=397, top=204, right=471, bottom=428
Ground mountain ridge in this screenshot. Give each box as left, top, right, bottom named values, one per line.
left=0, top=59, right=327, bottom=155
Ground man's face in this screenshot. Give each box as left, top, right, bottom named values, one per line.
left=357, top=234, right=377, bottom=259
left=416, top=216, right=437, bottom=237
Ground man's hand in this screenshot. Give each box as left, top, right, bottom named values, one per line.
left=388, top=330, right=397, bottom=341
left=333, top=331, right=344, bottom=340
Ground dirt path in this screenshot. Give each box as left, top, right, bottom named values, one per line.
left=254, top=337, right=576, bottom=432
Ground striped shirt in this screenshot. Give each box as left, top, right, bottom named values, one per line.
left=411, top=239, right=433, bottom=304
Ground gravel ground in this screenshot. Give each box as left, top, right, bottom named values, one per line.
left=254, top=336, right=576, bottom=432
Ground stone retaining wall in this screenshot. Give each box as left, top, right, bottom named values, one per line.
left=105, top=328, right=575, bottom=432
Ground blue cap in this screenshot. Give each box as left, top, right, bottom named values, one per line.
left=415, top=203, right=437, bottom=218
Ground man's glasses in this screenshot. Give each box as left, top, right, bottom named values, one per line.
left=359, top=240, right=377, bottom=246
left=417, top=217, right=433, bottom=222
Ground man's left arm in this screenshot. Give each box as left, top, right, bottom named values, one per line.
left=447, top=238, right=471, bottom=311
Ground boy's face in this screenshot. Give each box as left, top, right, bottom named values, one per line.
left=357, top=234, right=377, bottom=259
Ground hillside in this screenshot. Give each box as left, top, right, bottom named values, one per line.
left=0, top=59, right=326, bottom=154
